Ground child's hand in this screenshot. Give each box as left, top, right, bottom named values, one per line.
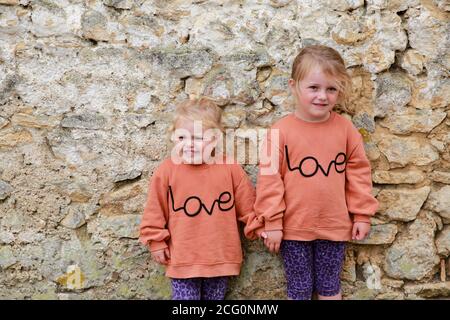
left=151, top=248, right=171, bottom=265
left=352, top=222, right=370, bottom=241
left=261, top=230, right=283, bottom=253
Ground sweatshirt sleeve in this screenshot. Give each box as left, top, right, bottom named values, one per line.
left=139, top=163, right=171, bottom=252
left=253, top=128, right=286, bottom=231
left=345, top=129, right=379, bottom=224
left=231, top=165, right=261, bottom=240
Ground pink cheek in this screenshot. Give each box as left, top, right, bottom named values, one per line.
left=298, top=94, right=311, bottom=103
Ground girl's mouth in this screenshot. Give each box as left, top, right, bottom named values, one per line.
left=313, top=103, right=328, bottom=107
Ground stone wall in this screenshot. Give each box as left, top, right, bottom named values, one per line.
left=0, top=0, right=449, bottom=299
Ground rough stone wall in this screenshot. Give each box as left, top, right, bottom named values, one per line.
left=0, top=0, right=449, bottom=299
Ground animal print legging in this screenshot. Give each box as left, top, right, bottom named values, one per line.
left=171, top=276, right=228, bottom=300
left=280, top=239, right=346, bottom=300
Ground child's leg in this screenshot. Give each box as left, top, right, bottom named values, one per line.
left=201, top=276, right=229, bottom=300
left=171, top=278, right=202, bottom=300
left=280, top=240, right=314, bottom=300
left=313, top=240, right=346, bottom=300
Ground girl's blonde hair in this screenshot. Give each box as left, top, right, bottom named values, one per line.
left=169, top=97, right=224, bottom=134
left=291, top=45, right=352, bottom=111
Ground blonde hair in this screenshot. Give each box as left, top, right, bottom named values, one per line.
left=169, top=97, right=224, bottom=134
left=291, top=45, right=352, bottom=111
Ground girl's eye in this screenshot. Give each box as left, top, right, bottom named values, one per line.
left=177, top=136, right=184, bottom=141
left=309, top=86, right=318, bottom=90
left=328, top=87, right=337, bottom=92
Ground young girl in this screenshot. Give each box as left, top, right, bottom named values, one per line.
left=253, top=45, right=379, bottom=300
left=139, top=97, right=260, bottom=300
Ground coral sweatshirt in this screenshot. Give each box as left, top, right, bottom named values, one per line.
left=254, top=111, right=379, bottom=241
left=139, top=159, right=259, bottom=279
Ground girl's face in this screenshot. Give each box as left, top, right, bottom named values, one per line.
left=289, top=69, right=340, bottom=122
left=172, top=118, right=218, bottom=165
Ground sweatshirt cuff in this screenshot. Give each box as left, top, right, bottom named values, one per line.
left=149, top=240, right=168, bottom=252
left=352, top=214, right=371, bottom=224
left=265, top=219, right=283, bottom=231
left=245, top=226, right=265, bottom=240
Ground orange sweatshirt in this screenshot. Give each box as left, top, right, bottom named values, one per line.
left=254, top=111, right=379, bottom=241
left=139, top=158, right=259, bottom=279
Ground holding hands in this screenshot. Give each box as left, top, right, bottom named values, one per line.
left=260, top=230, right=283, bottom=254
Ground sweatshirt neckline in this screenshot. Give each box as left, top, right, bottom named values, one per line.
left=290, top=111, right=336, bottom=125
left=179, top=161, right=211, bottom=170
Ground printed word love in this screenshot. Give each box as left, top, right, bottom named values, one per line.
left=169, top=186, right=235, bottom=217
left=285, top=145, right=347, bottom=177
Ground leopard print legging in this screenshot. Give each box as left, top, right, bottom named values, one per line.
left=280, top=239, right=346, bottom=300
left=171, top=276, right=228, bottom=300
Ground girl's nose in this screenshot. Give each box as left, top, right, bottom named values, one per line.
left=318, top=90, right=327, bottom=100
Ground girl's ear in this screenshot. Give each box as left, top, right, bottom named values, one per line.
left=288, top=78, right=299, bottom=93
left=288, top=79, right=300, bottom=99
left=288, top=78, right=295, bottom=88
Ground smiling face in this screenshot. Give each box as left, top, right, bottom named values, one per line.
left=172, top=118, right=218, bottom=165
left=289, top=69, right=340, bottom=122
